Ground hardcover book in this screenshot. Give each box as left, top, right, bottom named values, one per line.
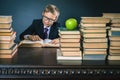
left=57, top=49, right=82, bottom=60
left=0, top=16, right=12, bottom=23
left=81, top=17, right=110, bottom=23
left=0, top=23, right=11, bottom=29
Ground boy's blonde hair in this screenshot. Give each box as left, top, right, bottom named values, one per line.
left=43, top=4, right=60, bottom=19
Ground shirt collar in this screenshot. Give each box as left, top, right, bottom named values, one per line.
left=44, top=26, right=51, bottom=30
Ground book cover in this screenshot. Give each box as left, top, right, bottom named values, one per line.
left=61, top=51, right=82, bottom=57
left=109, top=36, right=120, bottom=41
left=110, top=49, right=120, bottom=55
left=0, top=16, right=12, bottom=23
left=0, top=31, right=14, bottom=36
left=57, top=60, right=82, bottom=65
left=81, top=17, right=110, bottom=23
left=81, top=29, right=106, bottom=33
left=0, top=37, right=15, bottom=43
left=0, top=32, right=16, bottom=40
left=60, top=38, right=80, bottom=43
left=108, top=55, right=120, bottom=60
left=57, top=49, right=82, bottom=60
left=83, top=42, right=108, bottom=49
left=110, top=41, right=120, bottom=47
left=0, top=23, right=11, bottom=29
left=84, top=38, right=108, bottom=43
left=80, top=26, right=109, bottom=29
left=59, top=28, right=80, bottom=35
left=110, top=46, right=120, bottom=49
left=111, top=23, right=120, bottom=27
left=83, top=33, right=107, bottom=38
left=111, top=18, right=120, bottom=23
left=0, top=42, right=14, bottom=49
left=111, top=27, right=120, bottom=31
left=0, top=43, right=17, bottom=54
left=103, top=13, right=120, bottom=18
left=60, top=47, right=80, bottom=52
left=60, top=34, right=81, bottom=39
left=83, top=54, right=106, bottom=60
left=0, top=27, right=13, bottom=33
left=109, top=30, right=120, bottom=36
left=0, top=48, right=17, bottom=58
left=83, top=50, right=107, bottom=55
left=60, top=42, right=80, bottom=47
left=80, top=23, right=106, bottom=27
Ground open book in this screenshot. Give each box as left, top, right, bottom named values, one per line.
left=19, top=39, right=59, bottom=47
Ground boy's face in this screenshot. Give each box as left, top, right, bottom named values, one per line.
left=42, top=12, right=57, bottom=27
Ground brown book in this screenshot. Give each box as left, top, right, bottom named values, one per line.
left=61, top=51, right=82, bottom=57
left=111, top=18, right=120, bottom=23
left=84, top=48, right=107, bottom=52
left=80, top=26, right=109, bottom=29
left=60, top=38, right=80, bottom=42
left=81, top=17, right=110, bottom=23
left=0, top=32, right=16, bottom=40
left=0, top=23, right=11, bottom=29
left=83, top=42, right=108, bottom=49
left=110, top=46, right=120, bottom=49
left=110, top=41, right=120, bottom=47
left=0, top=37, right=15, bottom=43
left=80, top=23, right=106, bottom=27
left=60, top=34, right=81, bottom=38
left=109, top=36, right=120, bottom=41
left=81, top=29, right=106, bottom=33
left=0, top=16, right=12, bottom=23
left=0, top=44, right=18, bottom=54
left=83, top=33, right=106, bottom=38
left=0, top=41, right=14, bottom=49
left=0, top=31, right=14, bottom=36
left=111, top=27, right=120, bottom=31
left=83, top=50, right=107, bottom=54
left=0, top=27, right=13, bottom=32
left=61, top=42, right=80, bottom=47
left=59, top=30, right=80, bottom=35
left=108, top=55, right=120, bottom=60
left=110, top=49, right=120, bottom=54
left=103, top=13, right=120, bottom=18
left=0, top=48, right=17, bottom=58
left=84, top=38, right=108, bottom=42
left=60, top=47, right=80, bottom=52
left=57, top=49, right=82, bottom=60
left=111, top=24, right=120, bottom=27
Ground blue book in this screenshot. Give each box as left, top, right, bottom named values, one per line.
left=109, top=30, right=120, bottom=36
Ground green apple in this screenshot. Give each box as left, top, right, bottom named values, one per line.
left=65, top=18, right=77, bottom=30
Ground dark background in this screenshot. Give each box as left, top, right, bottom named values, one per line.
left=0, top=0, right=120, bottom=42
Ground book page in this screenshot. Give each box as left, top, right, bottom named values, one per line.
left=42, top=39, right=60, bottom=47
left=19, top=39, right=59, bottom=47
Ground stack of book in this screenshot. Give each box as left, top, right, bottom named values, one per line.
left=80, top=17, right=110, bottom=60
left=0, top=16, right=17, bottom=58
left=103, top=13, right=120, bottom=60
left=57, top=28, right=82, bottom=64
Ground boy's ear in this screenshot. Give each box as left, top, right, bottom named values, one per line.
left=55, top=17, right=58, bottom=22
left=42, top=12, right=44, bottom=16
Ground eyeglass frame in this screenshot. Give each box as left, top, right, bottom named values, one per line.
left=43, top=15, right=56, bottom=23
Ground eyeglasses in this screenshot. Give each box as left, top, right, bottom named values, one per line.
left=43, top=15, right=56, bottom=22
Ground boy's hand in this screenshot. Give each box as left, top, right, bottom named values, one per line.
left=28, top=35, right=42, bottom=41
left=50, top=38, right=59, bottom=44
